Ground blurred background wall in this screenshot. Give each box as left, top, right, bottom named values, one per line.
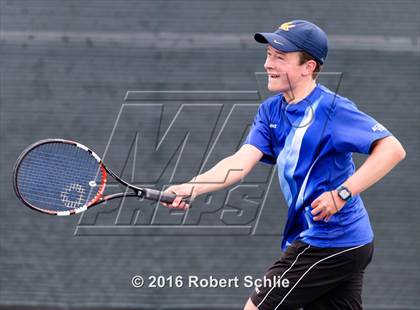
left=0, top=1, right=419, bottom=309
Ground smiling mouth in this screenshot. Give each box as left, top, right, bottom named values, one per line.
left=269, top=74, right=281, bottom=79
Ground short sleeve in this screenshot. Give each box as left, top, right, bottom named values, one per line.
left=244, top=103, right=276, bottom=164
left=332, top=100, right=393, bottom=154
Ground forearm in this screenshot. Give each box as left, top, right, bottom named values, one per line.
left=164, top=145, right=262, bottom=206
left=343, top=136, right=406, bottom=196
left=189, top=155, right=251, bottom=196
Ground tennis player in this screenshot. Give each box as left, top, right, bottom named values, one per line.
left=163, top=20, right=406, bottom=309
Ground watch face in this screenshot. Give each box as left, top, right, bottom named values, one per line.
left=339, top=189, right=350, bottom=200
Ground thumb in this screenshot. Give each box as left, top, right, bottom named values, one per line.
left=172, top=195, right=184, bottom=207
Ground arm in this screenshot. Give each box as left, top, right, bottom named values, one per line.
left=311, top=136, right=406, bottom=221
left=342, top=135, right=406, bottom=196
left=164, top=144, right=264, bottom=209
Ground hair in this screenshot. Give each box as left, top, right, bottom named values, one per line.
left=298, top=51, right=322, bottom=79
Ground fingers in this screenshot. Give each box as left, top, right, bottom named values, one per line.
left=160, top=202, right=170, bottom=208
left=311, top=204, right=333, bottom=221
left=313, top=210, right=329, bottom=221
left=160, top=185, right=192, bottom=210
left=310, top=191, right=341, bottom=222
left=161, top=198, right=190, bottom=210
left=310, top=196, right=322, bottom=208
left=169, top=195, right=190, bottom=210
left=324, top=214, right=333, bottom=222
left=170, top=202, right=190, bottom=210
left=310, top=205, right=324, bottom=216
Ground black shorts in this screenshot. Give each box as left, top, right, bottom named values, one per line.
left=250, top=240, right=374, bottom=310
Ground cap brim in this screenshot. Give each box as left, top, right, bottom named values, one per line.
left=254, top=32, right=300, bottom=52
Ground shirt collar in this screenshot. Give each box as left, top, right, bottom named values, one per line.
left=280, top=84, right=321, bottom=113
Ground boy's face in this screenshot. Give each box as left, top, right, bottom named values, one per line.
left=264, top=45, right=308, bottom=92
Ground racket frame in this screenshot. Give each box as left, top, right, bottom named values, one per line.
left=13, top=139, right=181, bottom=216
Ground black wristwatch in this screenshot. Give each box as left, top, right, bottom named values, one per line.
left=336, top=185, right=352, bottom=202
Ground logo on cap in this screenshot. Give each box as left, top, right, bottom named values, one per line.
left=279, top=22, right=296, bottom=31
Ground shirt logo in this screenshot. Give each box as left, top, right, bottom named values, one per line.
left=269, top=123, right=277, bottom=128
left=372, top=123, right=386, bottom=132
left=279, top=22, right=296, bottom=31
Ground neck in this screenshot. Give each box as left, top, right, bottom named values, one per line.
left=284, top=80, right=317, bottom=104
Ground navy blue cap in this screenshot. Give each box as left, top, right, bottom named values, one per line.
left=255, top=20, right=328, bottom=64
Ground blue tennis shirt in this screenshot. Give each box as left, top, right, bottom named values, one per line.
left=245, top=84, right=392, bottom=250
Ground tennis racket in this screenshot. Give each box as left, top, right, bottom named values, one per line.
left=13, top=139, right=189, bottom=216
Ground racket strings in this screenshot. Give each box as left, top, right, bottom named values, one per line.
left=18, top=167, right=100, bottom=209
left=17, top=160, right=98, bottom=182
left=16, top=142, right=105, bottom=213
left=18, top=151, right=100, bottom=189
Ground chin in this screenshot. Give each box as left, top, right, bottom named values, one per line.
left=267, top=82, right=286, bottom=93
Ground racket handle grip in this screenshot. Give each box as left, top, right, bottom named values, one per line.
left=144, top=189, right=191, bottom=204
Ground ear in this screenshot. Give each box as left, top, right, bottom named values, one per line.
left=303, top=60, right=317, bottom=77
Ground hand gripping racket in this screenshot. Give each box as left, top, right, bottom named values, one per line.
left=13, top=139, right=189, bottom=216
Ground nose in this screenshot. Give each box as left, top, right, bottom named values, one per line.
left=264, top=56, right=273, bottom=72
